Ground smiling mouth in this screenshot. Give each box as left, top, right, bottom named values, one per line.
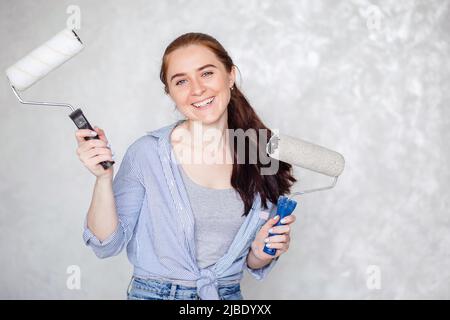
left=192, top=96, right=215, bottom=108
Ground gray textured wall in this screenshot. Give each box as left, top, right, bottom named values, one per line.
left=0, top=0, right=449, bottom=299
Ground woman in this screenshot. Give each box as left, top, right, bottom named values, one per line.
left=75, top=32, right=297, bottom=300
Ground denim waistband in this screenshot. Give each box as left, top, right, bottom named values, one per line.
left=132, top=274, right=241, bottom=287
left=127, top=276, right=242, bottom=300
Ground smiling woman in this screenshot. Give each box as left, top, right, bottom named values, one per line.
left=159, top=33, right=297, bottom=215
left=79, top=32, right=297, bottom=301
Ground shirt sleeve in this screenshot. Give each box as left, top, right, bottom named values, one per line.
left=82, top=144, right=145, bottom=259
left=245, top=256, right=279, bottom=280
left=244, top=200, right=281, bottom=280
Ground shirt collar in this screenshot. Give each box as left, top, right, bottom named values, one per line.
left=146, top=119, right=186, bottom=140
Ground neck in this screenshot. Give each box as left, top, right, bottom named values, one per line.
left=185, top=114, right=229, bottom=150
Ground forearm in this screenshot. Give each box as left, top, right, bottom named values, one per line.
left=86, top=176, right=118, bottom=242
left=246, top=247, right=272, bottom=269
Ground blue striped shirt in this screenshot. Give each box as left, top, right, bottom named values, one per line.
left=83, top=119, right=279, bottom=300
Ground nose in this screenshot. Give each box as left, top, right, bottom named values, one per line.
left=190, top=78, right=206, bottom=96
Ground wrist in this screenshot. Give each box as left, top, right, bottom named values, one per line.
left=96, top=175, right=113, bottom=183
left=247, top=246, right=272, bottom=269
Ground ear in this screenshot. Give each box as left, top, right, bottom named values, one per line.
left=229, top=65, right=236, bottom=88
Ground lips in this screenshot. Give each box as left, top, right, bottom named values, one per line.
left=192, top=96, right=215, bottom=108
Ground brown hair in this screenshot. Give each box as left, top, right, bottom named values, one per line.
left=159, top=32, right=297, bottom=216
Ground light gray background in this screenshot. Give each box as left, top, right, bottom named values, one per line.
left=0, top=0, right=449, bottom=299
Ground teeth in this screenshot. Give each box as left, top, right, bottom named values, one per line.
left=193, top=97, right=214, bottom=108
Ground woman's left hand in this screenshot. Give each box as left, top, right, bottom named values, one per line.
left=250, top=213, right=297, bottom=261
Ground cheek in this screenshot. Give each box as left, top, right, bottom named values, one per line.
left=171, top=91, right=188, bottom=106
left=220, top=90, right=231, bottom=108
left=176, top=103, right=193, bottom=116
left=217, top=77, right=232, bottom=94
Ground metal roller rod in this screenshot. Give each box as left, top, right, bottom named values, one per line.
left=288, top=176, right=339, bottom=200
left=11, top=85, right=75, bottom=112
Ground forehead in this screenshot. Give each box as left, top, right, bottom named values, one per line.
left=166, top=44, right=222, bottom=75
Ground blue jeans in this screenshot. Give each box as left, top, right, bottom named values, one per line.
left=127, top=276, right=244, bottom=300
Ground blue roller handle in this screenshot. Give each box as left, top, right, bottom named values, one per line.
left=263, top=195, right=298, bottom=256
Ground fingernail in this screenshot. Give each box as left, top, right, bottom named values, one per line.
left=273, top=215, right=279, bottom=221
left=264, top=238, right=269, bottom=243
left=280, top=218, right=286, bottom=224
left=268, top=228, right=273, bottom=234
left=90, top=131, right=98, bottom=136
left=266, top=243, right=271, bottom=248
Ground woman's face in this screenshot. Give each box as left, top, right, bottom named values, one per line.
left=166, top=44, right=235, bottom=125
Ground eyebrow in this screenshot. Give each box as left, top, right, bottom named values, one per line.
left=170, top=64, right=218, bottom=83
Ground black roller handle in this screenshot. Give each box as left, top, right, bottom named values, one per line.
left=69, top=108, right=114, bottom=170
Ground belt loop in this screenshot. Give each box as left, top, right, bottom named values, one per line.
left=127, top=276, right=135, bottom=295
left=169, top=283, right=177, bottom=299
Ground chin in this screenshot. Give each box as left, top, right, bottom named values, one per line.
left=199, top=110, right=228, bottom=124
left=195, top=117, right=220, bottom=125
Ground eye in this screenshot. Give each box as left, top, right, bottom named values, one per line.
left=175, top=71, right=213, bottom=86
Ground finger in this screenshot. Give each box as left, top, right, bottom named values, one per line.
left=268, top=225, right=290, bottom=235
left=280, top=214, right=296, bottom=225
left=78, top=139, right=108, bottom=154
left=265, top=234, right=290, bottom=244
left=93, top=126, right=109, bottom=144
left=75, top=129, right=98, bottom=144
left=84, top=147, right=112, bottom=160
left=264, top=242, right=285, bottom=250
left=274, top=247, right=288, bottom=258
left=86, top=154, right=114, bottom=167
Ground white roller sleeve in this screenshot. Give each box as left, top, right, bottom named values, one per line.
left=6, top=28, right=84, bottom=91
left=267, top=133, right=345, bottom=177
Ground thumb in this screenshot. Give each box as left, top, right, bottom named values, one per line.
left=262, top=214, right=280, bottom=231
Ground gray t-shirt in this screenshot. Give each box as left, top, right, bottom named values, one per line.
left=178, top=164, right=246, bottom=269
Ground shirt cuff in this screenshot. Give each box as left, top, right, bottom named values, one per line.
left=245, top=256, right=279, bottom=280
left=82, top=219, right=125, bottom=258
left=83, top=225, right=121, bottom=247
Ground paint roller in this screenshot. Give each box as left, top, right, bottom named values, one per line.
left=5, top=28, right=114, bottom=170
left=263, top=133, right=345, bottom=255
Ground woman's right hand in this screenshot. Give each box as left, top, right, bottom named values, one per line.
left=75, top=126, right=114, bottom=179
